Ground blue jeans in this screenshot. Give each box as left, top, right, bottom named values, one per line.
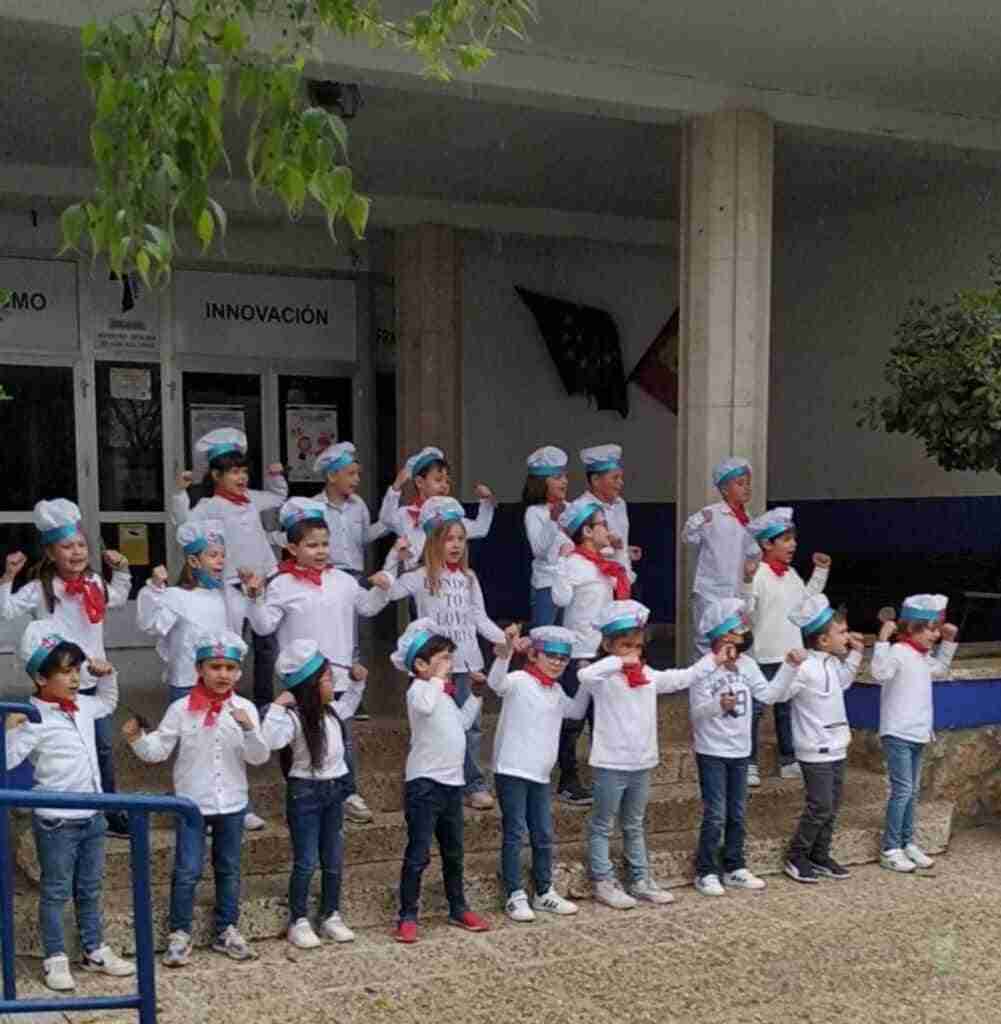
left=494, top=773, right=554, bottom=896
left=399, top=778, right=467, bottom=922
left=451, top=672, right=485, bottom=794
left=882, top=735, right=925, bottom=851
left=557, top=660, right=593, bottom=787
left=695, top=754, right=748, bottom=877
left=286, top=776, right=347, bottom=922
left=78, top=689, right=116, bottom=799
left=529, top=587, right=563, bottom=629
left=751, top=664, right=795, bottom=766
left=33, top=812, right=107, bottom=957
left=169, top=806, right=246, bottom=936
left=588, top=767, right=651, bottom=884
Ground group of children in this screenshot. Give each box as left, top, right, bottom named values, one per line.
left=2, top=434, right=959, bottom=990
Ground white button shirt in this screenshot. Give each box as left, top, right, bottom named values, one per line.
left=312, top=490, right=387, bottom=572
left=405, top=677, right=481, bottom=786
left=742, top=563, right=829, bottom=664
left=129, top=693, right=270, bottom=815
left=871, top=639, right=957, bottom=743
left=523, top=505, right=570, bottom=591
left=585, top=490, right=634, bottom=577
left=5, top=674, right=118, bottom=819
left=682, top=501, right=759, bottom=599
left=551, top=553, right=615, bottom=658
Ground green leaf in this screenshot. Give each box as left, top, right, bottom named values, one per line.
left=221, top=19, right=246, bottom=54
left=207, top=197, right=228, bottom=241
left=135, top=248, right=151, bottom=287
left=81, top=22, right=98, bottom=48
left=58, top=203, right=88, bottom=252
left=344, top=194, right=370, bottom=239
left=208, top=74, right=224, bottom=107
left=196, top=207, right=215, bottom=250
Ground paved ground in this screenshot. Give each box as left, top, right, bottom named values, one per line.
left=7, top=824, right=1001, bottom=1024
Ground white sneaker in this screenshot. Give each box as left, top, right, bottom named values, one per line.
left=695, top=873, right=726, bottom=897
left=627, top=876, right=675, bottom=904
left=288, top=918, right=321, bottom=949
left=81, top=945, right=136, bottom=976
left=344, top=794, right=374, bottom=824
left=880, top=848, right=916, bottom=873
left=43, top=954, right=74, bottom=991
left=320, top=912, right=356, bottom=943
left=533, top=888, right=578, bottom=915
left=747, top=765, right=761, bottom=787
left=244, top=812, right=266, bottom=831
left=593, top=879, right=638, bottom=910
left=904, top=843, right=935, bottom=868
left=780, top=763, right=803, bottom=780
left=505, top=890, right=536, bottom=922
left=162, top=930, right=192, bottom=968
left=723, top=868, right=766, bottom=891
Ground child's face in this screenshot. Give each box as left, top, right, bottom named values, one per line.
left=215, top=465, right=249, bottom=493
left=37, top=661, right=81, bottom=703
left=817, top=619, right=849, bottom=656
left=721, top=473, right=752, bottom=506
left=191, top=545, right=226, bottom=579
left=582, top=514, right=610, bottom=549
left=592, top=468, right=624, bottom=500
left=605, top=629, right=645, bottom=659
left=417, top=466, right=450, bottom=498
left=414, top=649, right=453, bottom=680
left=47, top=534, right=90, bottom=578
left=545, top=473, right=568, bottom=502
left=442, top=522, right=467, bottom=564
left=763, top=531, right=796, bottom=564
left=199, top=658, right=242, bottom=693
left=288, top=526, right=330, bottom=570
left=911, top=623, right=938, bottom=647
left=328, top=463, right=361, bottom=497
left=527, top=646, right=571, bottom=678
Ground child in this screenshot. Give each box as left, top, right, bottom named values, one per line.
left=137, top=521, right=231, bottom=704
left=123, top=631, right=270, bottom=966
left=0, top=498, right=131, bottom=836
left=263, top=639, right=361, bottom=948
left=392, top=618, right=491, bottom=943
left=243, top=497, right=392, bottom=824
left=781, top=595, right=864, bottom=884
left=378, top=446, right=495, bottom=572
left=550, top=495, right=630, bottom=806
left=580, top=444, right=640, bottom=575
left=577, top=600, right=728, bottom=909
left=682, top=456, right=760, bottom=655
left=742, top=507, right=832, bottom=786
left=4, top=621, right=135, bottom=991
left=871, top=595, right=958, bottom=873
left=690, top=598, right=798, bottom=897
left=488, top=625, right=588, bottom=921
left=385, top=497, right=506, bottom=811
left=522, top=446, right=572, bottom=628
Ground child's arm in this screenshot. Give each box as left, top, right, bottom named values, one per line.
left=464, top=485, right=496, bottom=540
left=0, top=573, right=41, bottom=621
left=805, top=553, right=831, bottom=596
left=260, top=464, right=289, bottom=502
left=169, top=474, right=194, bottom=527
left=470, top=577, right=506, bottom=645
left=459, top=690, right=483, bottom=731
left=835, top=643, right=865, bottom=690
left=386, top=568, right=422, bottom=602
left=487, top=652, right=516, bottom=698
left=4, top=717, right=40, bottom=772
left=748, top=656, right=802, bottom=705
left=136, top=568, right=174, bottom=635
left=87, top=661, right=119, bottom=717
left=524, top=506, right=560, bottom=562
left=261, top=698, right=296, bottom=751
left=408, top=679, right=444, bottom=717
left=357, top=497, right=389, bottom=545
left=127, top=703, right=182, bottom=763
left=550, top=555, right=586, bottom=609
left=377, top=468, right=407, bottom=531
left=930, top=623, right=959, bottom=679
left=577, top=656, right=621, bottom=686
left=689, top=672, right=730, bottom=722
left=102, top=551, right=133, bottom=609
left=560, top=679, right=593, bottom=719
left=868, top=635, right=900, bottom=683
left=681, top=507, right=711, bottom=547
left=336, top=667, right=367, bottom=720
left=230, top=704, right=271, bottom=766
left=243, top=579, right=285, bottom=636
left=648, top=652, right=721, bottom=695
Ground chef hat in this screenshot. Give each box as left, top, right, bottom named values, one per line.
left=33, top=498, right=83, bottom=546
left=314, top=442, right=357, bottom=477
left=193, top=631, right=248, bottom=665
left=195, top=428, right=248, bottom=463
left=419, top=496, right=466, bottom=535
left=580, top=444, right=622, bottom=474
left=699, top=597, right=751, bottom=642
left=596, top=599, right=650, bottom=635
left=529, top=626, right=575, bottom=657
left=407, top=446, right=447, bottom=477
left=526, top=446, right=569, bottom=477
left=177, top=519, right=226, bottom=556
left=20, top=621, right=75, bottom=678
left=558, top=495, right=603, bottom=536
left=747, top=507, right=794, bottom=544
left=275, top=638, right=328, bottom=689
left=900, top=594, right=948, bottom=623
left=279, top=497, right=328, bottom=533
left=712, top=456, right=752, bottom=489
left=789, top=594, right=835, bottom=637
left=391, top=617, right=445, bottom=673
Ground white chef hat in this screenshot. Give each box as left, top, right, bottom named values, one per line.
left=193, top=630, right=248, bottom=665
left=391, top=617, right=445, bottom=673
left=406, top=446, right=447, bottom=477
left=712, top=456, right=752, bottom=489
left=526, top=446, right=569, bottom=477
left=789, top=594, right=835, bottom=637
left=699, top=597, right=751, bottom=642
left=595, top=599, right=650, bottom=635
left=747, top=507, right=794, bottom=544
left=20, top=621, right=75, bottom=678
left=195, top=428, right=248, bottom=463
left=279, top=497, right=328, bottom=533
left=580, top=444, right=622, bottom=474
left=558, top=495, right=603, bottom=535
left=900, top=594, right=948, bottom=623
left=314, top=442, right=357, bottom=477
left=529, top=626, right=575, bottom=657
left=33, top=498, right=83, bottom=546
left=176, top=519, right=226, bottom=556
left=275, top=638, right=328, bottom=689
left=418, top=496, right=466, bottom=535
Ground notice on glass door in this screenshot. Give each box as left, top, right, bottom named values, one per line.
left=285, top=405, right=338, bottom=482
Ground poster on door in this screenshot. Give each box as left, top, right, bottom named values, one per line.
left=285, top=405, right=338, bottom=482
left=190, top=404, right=246, bottom=477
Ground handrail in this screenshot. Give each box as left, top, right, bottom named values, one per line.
left=0, top=700, right=202, bottom=1023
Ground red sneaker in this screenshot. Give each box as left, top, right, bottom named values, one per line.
left=394, top=921, right=418, bottom=944
left=448, top=911, right=490, bottom=933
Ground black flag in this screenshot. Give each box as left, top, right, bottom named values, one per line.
left=516, top=286, right=629, bottom=418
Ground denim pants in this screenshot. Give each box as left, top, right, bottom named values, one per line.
left=788, top=759, right=845, bottom=862
left=494, top=773, right=554, bottom=896
left=78, top=689, right=117, bottom=799
left=529, top=587, right=563, bottom=629
left=286, top=776, right=348, bottom=922
left=32, top=812, right=107, bottom=957
left=451, top=672, right=485, bottom=794
left=333, top=695, right=358, bottom=798
left=750, top=664, right=795, bottom=766
left=557, top=661, right=593, bottom=786
left=399, top=778, right=467, bottom=922
left=169, top=806, right=246, bottom=936
left=882, top=735, right=925, bottom=851
left=588, top=767, right=652, bottom=884
left=695, top=754, right=748, bottom=877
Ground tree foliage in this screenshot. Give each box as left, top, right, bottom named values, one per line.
left=858, top=256, right=1001, bottom=474
left=53, top=0, right=536, bottom=287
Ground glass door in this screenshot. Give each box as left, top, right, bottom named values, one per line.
left=278, top=373, right=353, bottom=498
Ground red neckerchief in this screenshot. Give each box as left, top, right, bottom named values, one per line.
left=429, top=676, right=456, bottom=699
left=764, top=558, right=790, bottom=578
left=406, top=495, right=427, bottom=526
left=524, top=664, right=557, bottom=688
left=896, top=637, right=931, bottom=656
left=62, top=574, right=106, bottom=624
left=215, top=488, right=250, bottom=506
left=573, top=545, right=631, bottom=599
left=445, top=561, right=465, bottom=574
left=727, top=502, right=750, bottom=527
left=38, top=695, right=79, bottom=715
left=187, top=682, right=233, bottom=727
left=623, top=661, right=649, bottom=687
left=278, top=559, right=324, bottom=587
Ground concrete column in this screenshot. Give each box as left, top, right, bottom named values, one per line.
left=675, top=110, right=774, bottom=660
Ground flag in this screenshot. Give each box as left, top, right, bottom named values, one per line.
left=629, top=309, right=680, bottom=414
left=515, top=286, right=629, bottom=418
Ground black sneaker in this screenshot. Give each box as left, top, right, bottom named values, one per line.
left=105, top=813, right=130, bottom=839
left=810, top=856, right=851, bottom=879
left=783, top=856, right=820, bottom=884
left=557, top=780, right=593, bottom=806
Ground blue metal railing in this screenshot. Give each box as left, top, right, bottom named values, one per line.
left=0, top=701, right=201, bottom=1023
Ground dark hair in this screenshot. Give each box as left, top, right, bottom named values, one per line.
left=201, top=452, right=251, bottom=494
left=760, top=529, right=796, bottom=551
left=570, top=512, right=600, bottom=545
left=804, top=612, right=847, bottom=650
left=30, top=557, right=108, bottom=615
left=891, top=618, right=937, bottom=644
left=287, top=520, right=329, bottom=545
left=36, top=640, right=87, bottom=681
left=601, top=627, right=645, bottom=654
left=279, top=660, right=335, bottom=776
left=521, top=475, right=550, bottom=507
left=414, top=457, right=449, bottom=480
left=412, top=634, right=456, bottom=669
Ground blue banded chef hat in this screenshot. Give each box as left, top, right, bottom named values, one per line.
left=406, top=446, right=446, bottom=478
left=712, top=456, right=752, bottom=489
left=596, top=599, right=650, bottom=635
left=418, top=496, right=466, bottom=535
left=176, top=520, right=225, bottom=556
left=580, top=444, right=622, bottom=474
left=700, top=597, right=751, bottom=642
left=900, top=594, right=948, bottom=623
left=789, top=594, right=835, bottom=637
left=276, top=639, right=328, bottom=689
left=20, top=621, right=73, bottom=678
left=193, top=630, right=248, bottom=665
left=280, top=497, right=327, bottom=532
left=33, top=499, right=83, bottom=546
left=529, top=626, right=575, bottom=658
left=526, top=446, right=568, bottom=477
left=195, top=428, right=247, bottom=463
left=558, top=495, right=603, bottom=535
left=314, top=442, right=357, bottom=477
left=391, top=617, right=444, bottom=673
left=747, top=507, right=794, bottom=544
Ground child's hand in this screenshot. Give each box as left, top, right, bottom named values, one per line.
left=559, top=542, right=574, bottom=557
left=103, top=549, right=128, bottom=571
left=87, top=658, right=114, bottom=678
left=719, top=692, right=738, bottom=714
left=239, top=569, right=264, bottom=599
left=549, top=500, right=566, bottom=522
left=846, top=632, right=865, bottom=653
left=266, top=462, right=284, bottom=476
left=150, top=565, right=169, bottom=589
left=878, top=618, right=896, bottom=643
left=628, top=545, right=643, bottom=562
left=273, top=691, right=296, bottom=708
left=712, top=642, right=738, bottom=667
left=474, top=482, right=495, bottom=503
left=4, top=712, right=27, bottom=731
left=813, top=552, right=832, bottom=568
left=121, top=717, right=143, bottom=742
left=941, top=623, right=959, bottom=642
left=393, top=537, right=411, bottom=560
left=608, top=532, right=624, bottom=550
left=702, top=508, right=713, bottom=524
left=513, top=636, right=532, bottom=655
left=175, top=469, right=194, bottom=491
left=469, top=672, right=487, bottom=696
left=230, top=707, right=255, bottom=732
left=350, top=663, right=368, bottom=683
left=785, top=648, right=809, bottom=666
left=369, top=571, right=393, bottom=591
left=743, top=557, right=760, bottom=583
left=504, top=623, right=521, bottom=642
left=392, top=465, right=411, bottom=491
left=619, top=651, right=641, bottom=666
left=3, top=551, right=26, bottom=582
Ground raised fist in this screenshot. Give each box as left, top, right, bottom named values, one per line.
left=813, top=552, right=832, bottom=569
left=3, top=551, right=26, bottom=580
left=175, top=470, right=194, bottom=491
left=150, top=565, right=169, bottom=588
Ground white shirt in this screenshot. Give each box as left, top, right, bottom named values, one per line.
left=136, top=583, right=232, bottom=689
left=689, top=655, right=797, bottom=758
left=129, top=693, right=270, bottom=815
left=551, top=552, right=615, bottom=658
left=487, top=655, right=592, bottom=783
left=387, top=568, right=504, bottom=672
left=777, top=650, right=862, bottom=763
left=312, top=490, right=387, bottom=572
left=579, top=655, right=717, bottom=770
left=405, top=677, right=481, bottom=785
left=742, top=563, right=829, bottom=664
left=5, top=674, right=118, bottom=819
left=585, top=490, right=634, bottom=578
left=524, top=505, right=571, bottom=591
left=171, top=474, right=288, bottom=582
left=682, top=501, right=759, bottom=599
left=871, top=640, right=957, bottom=743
